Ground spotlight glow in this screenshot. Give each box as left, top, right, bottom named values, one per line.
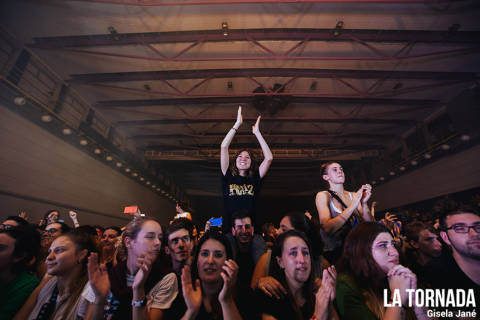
left=116, top=162, right=122, bottom=167
left=62, top=128, right=72, bottom=135
left=411, top=160, right=418, bottom=165
left=41, top=114, right=52, bottom=122
left=94, top=148, right=101, bottom=154
left=424, top=153, right=431, bottom=159
left=80, top=139, right=88, bottom=146
left=106, top=156, right=113, bottom=161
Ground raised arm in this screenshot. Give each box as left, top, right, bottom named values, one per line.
left=252, top=116, right=273, bottom=178
left=316, top=189, right=363, bottom=234
left=221, top=106, right=243, bottom=176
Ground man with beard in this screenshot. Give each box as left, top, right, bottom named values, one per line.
left=404, top=221, right=443, bottom=281
left=227, top=210, right=267, bottom=319
left=422, top=205, right=480, bottom=316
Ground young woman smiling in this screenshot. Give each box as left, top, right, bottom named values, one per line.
left=220, top=106, right=273, bottom=233
left=15, top=229, right=98, bottom=320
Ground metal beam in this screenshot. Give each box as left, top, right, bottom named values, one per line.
left=30, top=29, right=480, bottom=48
left=130, top=132, right=396, bottom=140
left=144, top=148, right=380, bottom=161
left=115, top=117, right=415, bottom=126
left=69, top=68, right=478, bottom=83
left=144, top=143, right=384, bottom=150
left=95, top=96, right=440, bottom=108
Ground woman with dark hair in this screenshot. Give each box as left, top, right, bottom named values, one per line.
left=315, top=162, right=373, bottom=264
left=336, top=222, right=428, bottom=320
left=220, top=106, right=273, bottom=233
left=180, top=231, right=241, bottom=320
left=14, top=228, right=99, bottom=319
left=252, top=211, right=327, bottom=299
left=260, top=230, right=337, bottom=320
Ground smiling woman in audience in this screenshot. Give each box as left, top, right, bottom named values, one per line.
left=14, top=228, right=97, bottom=320
left=220, top=106, right=273, bottom=233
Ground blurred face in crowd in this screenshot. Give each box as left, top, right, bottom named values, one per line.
left=125, top=220, right=162, bottom=261
left=0, top=233, right=16, bottom=272
left=441, top=213, right=480, bottom=260
left=197, top=239, right=226, bottom=284
left=47, top=211, right=59, bottom=225
left=167, top=228, right=193, bottom=264
left=44, top=223, right=63, bottom=239
left=45, top=235, right=86, bottom=276
left=413, top=229, right=442, bottom=258
left=276, top=235, right=311, bottom=285
left=323, top=162, right=345, bottom=185
left=232, top=217, right=254, bottom=245
left=371, top=232, right=399, bottom=274
left=0, top=219, right=19, bottom=229
left=102, top=228, right=120, bottom=249
left=278, top=216, right=294, bottom=235
left=236, top=150, right=252, bottom=171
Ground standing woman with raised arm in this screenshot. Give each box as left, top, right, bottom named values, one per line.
left=220, top=106, right=273, bottom=233
left=315, top=162, right=372, bottom=264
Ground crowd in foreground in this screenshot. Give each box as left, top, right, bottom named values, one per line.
left=0, top=201, right=479, bottom=320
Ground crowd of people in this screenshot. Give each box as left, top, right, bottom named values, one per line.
left=0, top=107, right=479, bottom=319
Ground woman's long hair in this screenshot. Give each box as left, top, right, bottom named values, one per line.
left=271, top=230, right=317, bottom=320
left=54, top=228, right=99, bottom=319
left=229, top=149, right=257, bottom=177
left=337, top=222, right=392, bottom=319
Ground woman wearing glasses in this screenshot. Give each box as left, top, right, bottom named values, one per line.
left=335, top=222, right=428, bottom=320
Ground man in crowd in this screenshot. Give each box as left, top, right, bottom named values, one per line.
left=404, top=221, right=443, bottom=280
left=422, top=205, right=479, bottom=315
left=0, top=224, right=40, bottom=320
left=162, top=218, right=195, bottom=319
left=227, top=210, right=267, bottom=319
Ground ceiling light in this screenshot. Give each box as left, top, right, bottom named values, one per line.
left=41, top=114, right=52, bottom=122
left=441, top=144, right=450, bottom=150
left=116, top=162, right=122, bottom=167
left=372, top=181, right=376, bottom=184
left=156, top=188, right=161, bottom=191
left=379, top=177, right=385, bottom=181
left=161, top=190, right=166, bottom=194
left=389, top=171, right=395, bottom=176
left=146, top=181, right=151, bottom=185
left=125, top=168, right=131, bottom=172
left=399, top=166, right=406, bottom=171
left=140, top=213, right=145, bottom=217
left=152, top=185, right=156, bottom=188
left=94, top=148, right=101, bottom=154
left=62, top=128, right=72, bottom=135
left=424, top=153, right=432, bottom=159
left=460, top=134, right=470, bottom=141
left=14, top=97, right=26, bottom=105
left=140, top=177, right=145, bottom=181
left=79, top=139, right=88, bottom=146
left=106, top=155, right=113, bottom=161
left=411, top=160, right=418, bottom=166
left=222, top=22, right=229, bottom=37
left=132, top=172, right=138, bottom=177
